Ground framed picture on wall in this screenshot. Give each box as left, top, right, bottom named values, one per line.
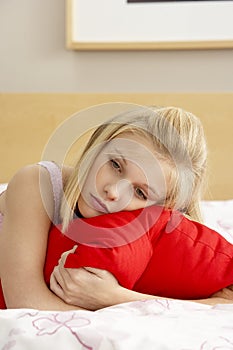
left=66, top=0, right=233, bottom=50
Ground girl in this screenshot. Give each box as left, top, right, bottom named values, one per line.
left=0, top=105, right=232, bottom=310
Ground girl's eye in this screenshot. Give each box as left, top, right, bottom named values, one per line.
left=110, top=159, right=121, bottom=172
left=135, top=187, right=147, bottom=200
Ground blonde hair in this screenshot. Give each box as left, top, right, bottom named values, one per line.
left=60, top=106, right=207, bottom=231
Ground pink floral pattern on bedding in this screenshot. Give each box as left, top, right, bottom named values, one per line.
left=1, top=300, right=233, bottom=349
left=32, top=313, right=94, bottom=349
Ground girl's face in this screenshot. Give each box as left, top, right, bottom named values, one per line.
left=78, top=132, right=169, bottom=218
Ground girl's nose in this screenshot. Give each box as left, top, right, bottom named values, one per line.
left=104, top=183, right=119, bottom=201
left=104, top=179, right=132, bottom=201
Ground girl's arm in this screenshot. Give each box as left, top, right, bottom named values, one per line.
left=50, top=249, right=233, bottom=310
left=51, top=264, right=157, bottom=310
left=0, top=164, right=83, bottom=311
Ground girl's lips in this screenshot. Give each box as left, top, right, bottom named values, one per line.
left=90, top=194, right=109, bottom=213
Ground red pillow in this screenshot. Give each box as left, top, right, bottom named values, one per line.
left=44, top=205, right=233, bottom=300
left=134, top=210, right=233, bottom=299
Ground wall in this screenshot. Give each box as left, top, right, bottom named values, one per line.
left=0, top=0, right=233, bottom=93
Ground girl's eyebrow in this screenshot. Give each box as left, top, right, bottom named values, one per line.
left=105, top=148, right=128, bottom=165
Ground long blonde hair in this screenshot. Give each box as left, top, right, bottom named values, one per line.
left=60, top=106, right=207, bottom=231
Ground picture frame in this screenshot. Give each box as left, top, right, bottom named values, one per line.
left=66, top=0, right=233, bottom=50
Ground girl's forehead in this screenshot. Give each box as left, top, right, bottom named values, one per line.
left=106, top=133, right=155, bottom=157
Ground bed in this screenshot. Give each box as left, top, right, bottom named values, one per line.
left=1, top=93, right=233, bottom=349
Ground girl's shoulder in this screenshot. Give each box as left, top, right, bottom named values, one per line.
left=5, top=162, right=73, bottom=196
left=4, top=164, right=54, bottom=221
left=37, top=161, right=73, bottom=187
left=5, top=162, right=74, bottom=224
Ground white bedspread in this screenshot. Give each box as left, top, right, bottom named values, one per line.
left=1, top=299, right=233, bottom=349
left=0, top=183, right=7, bottom=194
left=201, top=199, right=233, bottom=243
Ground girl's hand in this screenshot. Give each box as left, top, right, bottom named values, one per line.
left=50, top=247, right=121, bottom=310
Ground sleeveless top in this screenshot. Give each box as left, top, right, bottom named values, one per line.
left=0, top=161, right=64, bottom=232
left=38, top=161, right=64, bottom=225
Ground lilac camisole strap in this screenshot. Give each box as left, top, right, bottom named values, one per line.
left=37, top=161, right=63, bottom=225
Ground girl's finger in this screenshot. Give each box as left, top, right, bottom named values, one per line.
left=60, top=245, right=78, bottom=265
left=52, top=266, right=66, bottom=289
left=84, top=267, right=110, bottom=276
left=50, top=271, right=64, bottom=299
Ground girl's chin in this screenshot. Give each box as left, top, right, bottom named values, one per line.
left=80, top=207, right=105, bottom=218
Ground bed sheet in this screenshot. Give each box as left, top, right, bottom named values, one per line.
left=1, top=300, right=233, bottom=349
left=201, top=199, right=233, bottom=243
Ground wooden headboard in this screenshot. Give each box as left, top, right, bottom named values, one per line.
left=1, top=93, right=232, bottom=200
